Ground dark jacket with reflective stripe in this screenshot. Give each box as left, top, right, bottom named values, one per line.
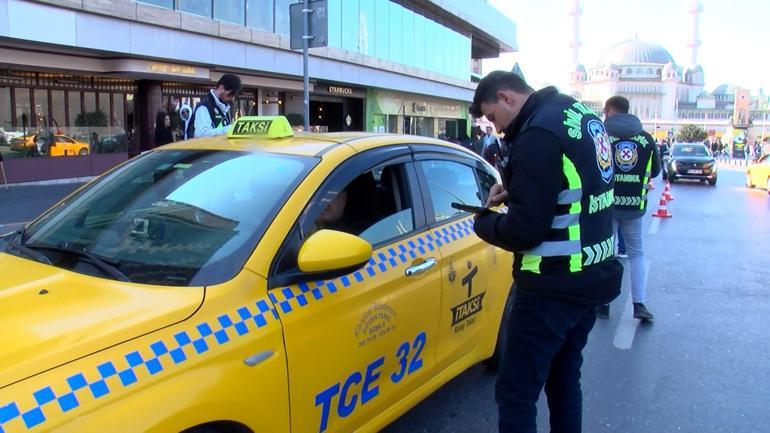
left=605, top=113, right=661, bottom=219
left=474, top=87, right=622, bottom=305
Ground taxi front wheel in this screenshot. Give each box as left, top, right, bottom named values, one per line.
left=484, top=286, right=515, bottom=372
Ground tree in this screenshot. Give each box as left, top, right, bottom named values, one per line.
left=676, top=124, right=708, bottom=143
left=75, top=110, right=108, bottom=127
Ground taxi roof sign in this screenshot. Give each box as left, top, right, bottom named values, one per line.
left=228, top=116, right=294, bottom=139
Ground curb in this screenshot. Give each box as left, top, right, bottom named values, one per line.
left=1, top=176, right=93, bottom=188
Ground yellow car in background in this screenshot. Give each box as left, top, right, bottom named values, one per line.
left=9, top=134, right=89, bottom=156
left=49, top=135, right=90, bottom=157
left=746, top=153, right=770, bottom=194
left=0, top=116, right=513, bottom=433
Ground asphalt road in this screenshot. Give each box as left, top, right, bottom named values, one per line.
left=385, top=165, right=770, bottom=433
left=0, top=183, right=84, bottom=235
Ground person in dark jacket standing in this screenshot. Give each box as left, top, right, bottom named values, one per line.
left=154, top=112, right=174, bottom=147
left=597, top=96, right=659, bottom=321
left=470, top=71, right=622, bottom=433
left=187, top=74, right=241, bottom=138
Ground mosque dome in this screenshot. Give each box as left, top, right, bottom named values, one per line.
left=598, top=39, right=675, bottom=65
left=574, top=63, right=586, bottom=73
left=713, top=84, right=741, bottom=95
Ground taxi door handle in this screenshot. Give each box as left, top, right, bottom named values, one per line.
left=244, top=350, right=274, bottom=367
left=405, top=258, right=437, bottom=277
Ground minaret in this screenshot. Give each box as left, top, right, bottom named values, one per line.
left=687, top=0, right=702, bottom=65
left=569, top=0, right=582, bottom=66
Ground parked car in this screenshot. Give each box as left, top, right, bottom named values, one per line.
left=746, top=153, right=770, bottom=195
left=0, top=127, right=24, bottom=145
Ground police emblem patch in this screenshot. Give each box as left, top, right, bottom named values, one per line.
left=587, top=119, right=614, bottom=183
left=615, top=141, right=638, bottom=172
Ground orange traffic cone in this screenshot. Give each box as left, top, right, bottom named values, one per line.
left=663, top=183, right=674, bottom=201
left=647, top=180, right=655, bottom=190
left=652, top=193, right=672, bottom=218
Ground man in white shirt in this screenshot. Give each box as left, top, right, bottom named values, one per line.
left=188, top=74, right=241, bottom=138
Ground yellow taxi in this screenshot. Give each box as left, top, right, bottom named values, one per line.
left=746, top=153, right=770, bottom=194
left=48, top=135, right=89, bottom=157
left=9, top=134, right=89, bottom=156
left=0, top=116, right=513, bottom=433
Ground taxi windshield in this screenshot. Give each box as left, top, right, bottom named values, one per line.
left=672, top=144, right=710, bottom=157
left=13, top=150, right=316, bottom=286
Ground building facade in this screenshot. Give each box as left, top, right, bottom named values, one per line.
left=0, top=0, right=517, bottom=183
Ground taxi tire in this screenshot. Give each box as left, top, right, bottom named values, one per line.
left=484, top=288, right=514, bottom=372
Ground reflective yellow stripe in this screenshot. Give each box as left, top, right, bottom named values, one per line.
left=521, top=254, right=541, bottom=274
left=562, top=156, right=583, bottom=272
left=640, top=154, right=654, bottom=209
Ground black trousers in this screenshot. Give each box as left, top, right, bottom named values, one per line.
left=496, top=290, right=597, bottom=433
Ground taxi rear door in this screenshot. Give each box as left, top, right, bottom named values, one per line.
left=268, top=147, right=444, bottom=433
left=413, top=148, right=510, bottom=369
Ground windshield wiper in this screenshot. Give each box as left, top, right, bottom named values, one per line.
left=24, top=243, right=131, bottom=282
left=4, top=241, right=53, bottom=265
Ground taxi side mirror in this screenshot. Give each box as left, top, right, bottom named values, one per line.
left=297, top=229, right=372, bottom=274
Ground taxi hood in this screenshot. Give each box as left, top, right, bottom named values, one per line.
left=0, top=253, right=204, bottom=388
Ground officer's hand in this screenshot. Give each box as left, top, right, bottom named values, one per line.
left=485, top=184, right=508, bottom=208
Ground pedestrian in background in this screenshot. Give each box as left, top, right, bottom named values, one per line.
left=154, top=112, right=174, bottom=147
left=470, top=71, right=622, bottom=433
left=482, top=126, right=502, bottom=167
left=89, top=132, right=100, bottom=155
left=599, top=95, right=659, bottom=321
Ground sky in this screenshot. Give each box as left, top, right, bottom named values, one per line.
left=482, top=0, right=770, bottom=94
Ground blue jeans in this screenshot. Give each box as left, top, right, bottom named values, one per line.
left=613, top=217, right=647, bottom=303
left=617, top=229, right=626, bottom=254
left=496, top=291, right=597, bottom=433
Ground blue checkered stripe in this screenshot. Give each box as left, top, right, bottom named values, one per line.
left=270, top=219, right=475, bottom=313
left=0, top=299, right=279, bottom=432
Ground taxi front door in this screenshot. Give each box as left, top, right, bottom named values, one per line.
left=268, top=150, right=444, bottom=433
left=415, top=156, right=505, bottom=369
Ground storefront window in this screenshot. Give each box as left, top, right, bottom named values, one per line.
left=114, top=93, right=125, bottom=128
left=214, top=0, right=245, bottom=25
left=415, top=116, right=434, bottom=137
left=177, top=0, right=211, bottom=17
left=51, top=91, right=65, bottom=129
left=274, top=0, right=292, bottom=35
left=68, top=91, right=81, bottom=127
left=0, top=87, right=11, bottom=130
left=15, top=88, right=31, bottom=130
left=83, top=92, right=96, bottom=118
left=246, top=0, right=273, bottom=31
left=388, top=115, right=399, bottom=134
left=98, top=93, right=110, bottom=121
left=34, top=89, right=49, bottom=127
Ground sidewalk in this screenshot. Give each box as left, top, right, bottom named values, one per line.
left=0, top=182, right=85, bottom=234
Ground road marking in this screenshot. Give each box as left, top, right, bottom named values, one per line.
left=612, top=260, right=651, bottom=350
left=648, top=217, right=660, bottom=235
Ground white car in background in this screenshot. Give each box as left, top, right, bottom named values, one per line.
left=0, top=127, right=24, bottom=145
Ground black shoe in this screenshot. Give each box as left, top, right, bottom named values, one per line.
left=633, top=303, right=654, bottom=321
left=597, top=304, right=610, bottom=319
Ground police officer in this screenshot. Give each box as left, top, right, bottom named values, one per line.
left=470, top=71, right=622, bottom=433
left=599, top=96, right=659, bottom=321
left=188, top=74, right=241, bottom=138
